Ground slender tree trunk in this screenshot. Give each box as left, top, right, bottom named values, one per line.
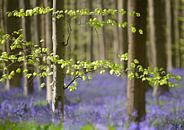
left=0, top=0, right=10, bottom=90
left=122, top=0, right=128, bottom=70
left=101, top=0, right=107, bottom=59
left=153, top=0, right=169, bottom=96
left=6, top=0, right=21, bottom=89
left=45, top=0, right=53, bottom=103
left=96, top=0, right=105, bottom=60
left=89, top=0, right=94, bottom=61
left=127, top=0, right=147, bottom=122
left=52, top=0, right=65, bottom=121
left=73, top=0, right=79, bottom=62
left=117, top=0, right=123, bottom=55
left=148, top=0, right=156, bottom=68
left=171, top=0, right=180, bottom=68
left=20, top=0, right=34, bottom=96
left=113, top=0, right=120, bottom=63
left=166, top=0, right=173, bottom=71
left=178, top=0, right=184, bottom=67
left=33, top=0, right=42, bottom=91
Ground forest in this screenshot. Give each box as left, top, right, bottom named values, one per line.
left=0, top=0, right=184, bottom=130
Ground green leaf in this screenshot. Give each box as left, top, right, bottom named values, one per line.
left=139, top=29, right=143, bottom=35
left=40, top=83, right=45, bottom=88
left=130, top=63, right=136, bottom=68
left=16, top=68, right=21, bottom=73
left=33, top=72, right=37, bottom=76
left=88, top=75, right=92, bottom=80
left=133, top=59, right=139, bottom=64
left=128, top=72, right=134, bottom=79
left=82, top=76, right=86, bottom=81
left=131, top=27, right=136, bottom=33
left=26, top=74, right=32, bottom=79
left=176, top=75, right=182, bottom=81
left=110, top=70, right=114, bottom=75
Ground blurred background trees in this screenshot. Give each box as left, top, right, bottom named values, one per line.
left=0, top=0, right=184, bottom=124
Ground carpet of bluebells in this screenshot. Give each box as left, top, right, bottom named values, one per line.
left=0, top=69, right=184, bottom=130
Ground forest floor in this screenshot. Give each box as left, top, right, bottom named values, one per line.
left=0, top=69, right=184, bottom=130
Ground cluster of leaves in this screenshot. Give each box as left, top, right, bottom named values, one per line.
left=119, top=54, right=182, bottom=87
left=0, top=30, right=181, bottom=91
left=7, top=7, right=143, bottom=34
left=0, top=30, right=124, bottom=91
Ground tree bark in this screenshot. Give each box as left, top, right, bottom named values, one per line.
left=153, top=0, right=169, bottom=96
left=178, top=0, right=184, bottom=68
left=52, top=0, right=65, bottom=121
left=122, top=0, right=128, bottom=71
left=0, top=0, right=10, bottom=91
left=127, top=0, right=147, bottom=122
left=166, top=0, right=173, bottom=71
left=45, top=0, right=53, bottom=103
left=101, top=0, right=108, bottom=59
left=89, top=0, right=94, bottom=61
left=20, top=0, right=34, bottom=96
left=148, top=0, right=157, bottom=68
left=171, top=0, right=180, bottom=68
left=73, top=0, right=79, bottom=62
left=113, top=0, right=120, bottom=63
left=33, top=0, right=42, bottom=91
left=6, top=0, right=21, bottom=89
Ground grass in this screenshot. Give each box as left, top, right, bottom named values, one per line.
left=0, top=120, right=64, bottom=130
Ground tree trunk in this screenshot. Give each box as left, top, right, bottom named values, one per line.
left=166, top=0, right=173, bottom=71
left=148, top=0, right=156, bottom=68
left=89, top=0, right=94, bottom=61
left=113, top=0, right=120, bottom=63
left=45, top=0, right=53, bottom=103
left=178, top=0, right=184, bottom=68
left=73, top=0, right=79, bottom=62
left=52, top=0, right=65, bottom=121
left=0, top=0, right=10, bottom=91
left=153, top=0, right=169, bottom=96
left=20, top=0, right=34, bottom=96
left=6, top=0, right=21, bottom=89
left=171, top=0, right=180, bottom=68
left=127, top=0, right=147, bottom=122
left=33, top=0, right=42, bottom=91
left=122, top=0, right=128, bottom=70
left=101, top=0, right=108, bottom=59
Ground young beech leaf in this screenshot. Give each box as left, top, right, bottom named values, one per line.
left=131, top=27, right=136, bottom=33
left=82, top=76, right=86, bottom=81
left=110, top=70, right=114, bottom=75
left=139, top=29, right=143, bottom=35
left=16, top=68, right=21, bottom=73
left=40, top=83, right=45, bottom=88
left=88, top=75, right=92, bottom=80
left=134, top=59, right=139, bottom=64
left=33, top=72, right=37, bottom=76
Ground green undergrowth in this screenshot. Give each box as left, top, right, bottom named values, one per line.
left=0, top=120, right=117, bottom=130
left=0, top=120, right=63, bottom=130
